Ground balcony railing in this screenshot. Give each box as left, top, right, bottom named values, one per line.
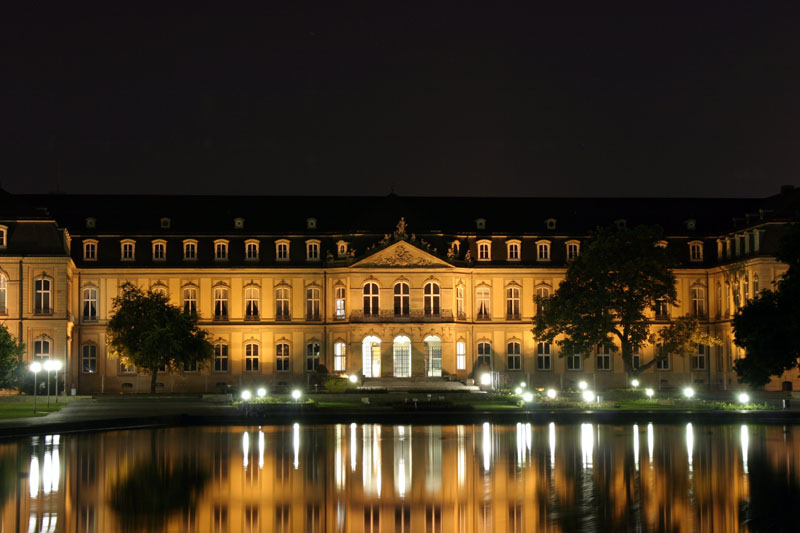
left=350, top=309, right=455, bottom=322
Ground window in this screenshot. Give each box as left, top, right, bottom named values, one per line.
left=119, top=359, right=135, bottom=373
left=82, top=344, right=97, bottom=373
left=566, top=352, right=581, bottom=370
left=476, top=286, right=490, bottom=320
left=160, top=217, right=171, bottom=229
left=475, top=218, right=486, bottom=230
left=306, top=287, right=321, bottom=320
left=545, top=218, right=557, bottom=230
left=150, top=284, right=167, bottom=297
left=85, top=217, right=96, bottom=229
left=214, top=240, right=229, bottom=261
left=537, top=342, right=551, bottom=370
left=213, top=286, right=229, bottom=320
left=656, top=344, right=670, bottom=370
left=456, top=341, right=466, bottom=370
left=245, top=240, right=259, bottom=260
left=424, top=282, right=440, bottom=315
left=33, top=338, right=51, bottom=361
left=363, top=282, right=379, bottom=316
left=234, top=217, right=244, bottom=229
left=691, top=287, right=706, bottom=317
left=0, top=274, right=6, bottom=313
left=507, top=342, right=521, bottom=370
left=34, top=276, right=52, bottom=314
left=692, top=344, right=706, bottom=370
left=121, top=240, right=135, bottom=261
left=337, top=240, right=348, bottom=258
left=566, top=240, right=580, bottom=261
left=306, top=240, right=320, bottom=261
left=276, top=342, right=290, bottom=372
left=152, top=240, right=166, bottom=261
left=506, top=240, right=520, bottom=261
left=596, top=343, right=611, bottom=370
left=654, top=298, right=669, bottom=319
left=276, top=287, right=290, bottom=320
left=394, top=282, right=410, bottom=316
left=477, top=341, right=492, bottom=366
left=306, top=342, right=320, bottom=371
left=477, top=240, right=491, bottom=261
left=214, top=343, right=229, bottom=372
left=506, top=286, right=520, bottom=319
left=536, top=240, right=550, bottom=261
left=83, top=240, right=97, bottom=261
left=451, top=240, right=461, bottom=256
left=535, top=286, right=550, bottom=315
left=456, top=285, right=465, bottom=319
left=82, top=287, right=98, bottom=321
left=244, top=286, right=259, bottom=319
left=245, top=343, right=259, bottom=372
left=0, top=226, right=6, bottom=248
left=632, top=348, right=641, bottom=370
left=335, top=286, right=346, bottom=319
left=334, top=342, right=346, bottom=372
left=276, top=240, right=290, bottom=261
left=183, top=240, right=197, bottom=260
left=689, top=241, right=703, bottom=262
left=182, top=286, right=198, bottom=314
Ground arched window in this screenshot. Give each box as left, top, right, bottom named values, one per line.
left=393, top=336, right=412, bottom=377
left=306, top=342, right=320, bottom=371
left=506, top=240, right=520, bottom=261
left=275, top=286, right=291, bottom=320
left=182, top=286, right=198, bottom=314
left=394, top=282, right=410, bottom=316
left=213, top=286, right=229, bottom=320
left=214, top=240, right=229, bottom=261
left=306, top=240, right=320, bottom=261
left=33, top=337, right=51, bottom=361
left=34, top=276, right=52, bottom=314
left=0, top=225, right=6, bottom=248
left=213, top=343, right=229, bottom=372
left=691, top=287, right=706, bottom=317
left=506, top=286, right=520, bottom=320
left=363, top=282, right=379, bottom=316
left=245, top=239, right=260, bottom=261
left=306, top=287, right=321, bottom=320
left=150, top=284, right=167, bottom=297
left=81, top=343, right=97, bottom=373
left=244, top=286, right=260, bottom=319
left=362, top=336, right=381, bottom=378
left=689, top=241, right=703, bottom=262
left=83, top=239, right=98, bottom=261
left=82, top=286, right=98, bottom=321
left=476, top=287, right=490, bottom=320
left=424, top=282, right=440, bottom=316
left=477, top=240, right=491, bottom=261
left=333, top=342, right=347, bottom=372
left=507, top=341, right=521, bottom=370
left=566, top=240, right=580, bottom=261
left=276, top=342, right=290, bottom=372
left=152, top=240, right=167, bottom=261
left=120, top=239, right=135, bottom=261
left=183, top=239, right=197, bottom=261
left=0, top=274, right=7, bottom=314
left=244, top=342, right=260, bottom=372
left=425, top=335, right=442, bottom=376
left=536, top=240, right=551, bottom=261
left=275, top=240, right=290, bottom=261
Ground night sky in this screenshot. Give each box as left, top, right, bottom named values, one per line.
left=1, top=5, right=798, bottom=198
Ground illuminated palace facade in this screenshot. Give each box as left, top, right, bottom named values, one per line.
left=0, top=187, right=797, bottom=394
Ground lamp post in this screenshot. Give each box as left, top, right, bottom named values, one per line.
left=29, top=362, right=42, bottom=414
left=52, top=360, right=63, bottom=403
left=43, top=360, right=61, bottom=408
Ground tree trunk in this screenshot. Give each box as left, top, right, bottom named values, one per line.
left=150, top=368, right=159, bottom=393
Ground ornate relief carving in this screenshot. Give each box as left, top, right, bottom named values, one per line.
left=370, top=244, right=436, bottom=267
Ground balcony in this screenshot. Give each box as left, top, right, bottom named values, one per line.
left=350, top=309, right=455, bottom=323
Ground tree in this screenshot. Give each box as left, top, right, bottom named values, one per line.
left=534, top=225, right=718, bottom=375
left=734, top=220, right=800, bottom=387
left=0, top=324, right=25, bottom=390
left=107, top=283, right=213, bottom=393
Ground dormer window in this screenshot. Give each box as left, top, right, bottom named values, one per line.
left=566, top=240, right=580, bottom=261
left=234, top=218, right=245, bottom=229
left=306, top=240, right=320, bottom=261
left=655, top=240, right=668, bottom=249
left=689, top=241, right=703, bottom=262
left=183, top=239, right=197, bottom=261
left=685, top=219, right=697, bottom=231
left=506, top=240, right=521, bottom=261
left=152, top=240, right=167, bottom=261
left=307, top=218, right=317, bottom=229
left=160, top=217, right=171, bottom=229
left=83, top=239, right=97, bottom=261
left=536, top=240, right=551, bottom=261
left=475, top=218, right=486, bottom=230
left=0, top=225, right=6, bottom=249
left=336, top=240, right=349, bottom=258
left=121, top=240, right=135, bottom=261
left=451, top=240, right=461, bottom=256
left=276, top=240, right=290, bottom=261
left=245, top=239, right=259, bottom=261
left=477, top=240, right=491, bottom=261
left=214, top=240, right=229, bottom=261
left=545, top=218, right=557, bottom=230
left=85, top=217, right=96, bottom=229
left=614, top=219, right=627, bottom=230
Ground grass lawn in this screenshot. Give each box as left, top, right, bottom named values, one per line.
left=0, top=396, right=74, bottom=418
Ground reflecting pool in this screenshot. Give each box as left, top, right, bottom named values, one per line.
left=1, top=423, right=798, bottom=532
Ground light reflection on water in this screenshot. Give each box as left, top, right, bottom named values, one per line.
left=1, top=423, right=799, bottom=532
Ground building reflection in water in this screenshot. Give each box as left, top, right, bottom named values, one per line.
left=1, top=423, right=799, bottom=532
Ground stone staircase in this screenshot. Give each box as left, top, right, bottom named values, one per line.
left=360, top=377, right=480, bottom=392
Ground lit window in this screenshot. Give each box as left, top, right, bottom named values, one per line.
left=82, top=344, right=97, bottom=373
left=152, top=240, right=166, bottom=261
left=213, top=286, right=229, bottom=320
left=537, top=342, right=551, bottom=370
left=275, top=240, right=290, bottom=261
left=689, top=241, right=703, bottom=262
left=121, top=240, right=135, bottom=261
left=0, top=225, right=7, bottom=248
left=507, top=341, right=521, bottom=370
left=245, top=343, right=260, bottom=372
left=83, top=240, right=98, bottom=261
left=276, top=342, right=290, bottom=372
left=306, top=240, right=320, bottom=261
left=456, top=341, right=466, bottom=370
left=182, top=286, right=198, bottom=314
left=477, top=240, right=491, bottom=261
left=334, top=342, right=346, bottom=372
left=596, top=343, right=611, bottom=370
left=183, top=240, right=197, bottom=260
left=424, top=282, right=440, bottom=315
left=306, top=342, right=320, bottom=372
left=0, top=274, right=6, bottom=314
left=363, top=282, right=379, bottom=316
left=476, top=287, right=490, bottom=320
left=34, top=277, right=52, bottom=314
left=214, top=240, right=229, bottom=261
left=536, top=240, right=550, bottom=261
left=245, top=240, right=259, bottom=261
left=33, top=337, right=51, bottom=361
left=506, top=286, right=520, bottom=319
left=393, top=282, right=409, bottom=316
left=506, top=240, right=520, bottom=261
left=244, top=286, right=260, bottom=319
left=82, top=286, right=98, bottom=321
left=214, top=343, right=229, bottom=372
left=477, top=341, right=492, bottom=366
left=691, top=287, right=706, bottom=317
left=306, top=287, right=321, bottom=320
left=335, top=286, right=346, bottom=319
left=276, top=287, right=291, bottom=320
left=566, top=240, right=580, bottom=261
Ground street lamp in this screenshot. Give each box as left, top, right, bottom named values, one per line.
left=43, top=360, right=62, bottom=408
left=29, top=362, right=42, bottom=414
left=578, top=380, right=588, bottom=391
left=291, top=389, right=302, bottom=402
left=645, top=388, right=655, bottom=398
left=631, top=379, right=640, bottom=389
left=683, top=387, right=695, bottom=399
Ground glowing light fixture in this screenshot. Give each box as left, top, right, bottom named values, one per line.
left=582, top=390, right=595, bottom=403
left=645, top=388, right=654, bottom=398
left=256, top=387, right=267, bottom=398
left=241, top=390, right=252, bottom=401
left=578, top=380, right=588, bottom=391
left=631, top=379, right=640, bottom=388
left=520, top=382, right=527, bottom=388
left=522, top=392, right=533, bottom=403
left=514, top=387, right=522, bottom=395
left=480, top=373, right=491, bottom=386
left=683, top=387, right=695, bottom=399
left=348, top=374, right=358, bottom=384
left=546, top=389, right=557, bottom=399
left=291, top=389, right=302, bottom=401
left=738, top=392, right=750, bottom=404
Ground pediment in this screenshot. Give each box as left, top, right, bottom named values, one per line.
left=351, top=241, right=452, bottom=268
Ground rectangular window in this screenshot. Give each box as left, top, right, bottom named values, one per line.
left=276, top=241, right=289, bottom=261
left=246, top=241, right=259, bottom=260
left=456, top=341, right=466, bottom=370
left=477, top=342, right=492, bottom=367
left=536, top=342, right=551, bottom=370
left=120, top=360, right=135, bottom=374
left=537, top=242, right=550, bottom=261
left=456, top=285, right=465, bottom=319
left=507, top=342, right=521, bottom=370
left=214, top=287, right=228, bottom=320
left=245, top=343, right=259, bottom=372
left=183, top=241, right=197, bottom=260
left=632, top=350, right=641, bottom=370
left=244, top=287, right=259, bottom=319
left=215, top=241, right=228, bottom=260
left=183, top=287, right=197, bottom=314
left=306, top=241, right=320, bottom=261
left=84, top=241, right=97, bottom=260
left=214, top=344, right=229, bottom=372
left=567, top=242, right=580, bottom=261
left=35, top=278, right=51, bottom=313
left=691, top=288, right=706, bottom=317
left=152, top=242, right=166, bottom=261
left=507, top=242, right=520, bottom=260
left=476, top=287, right=490, bottom=320
left=33, top=339, right=51, bottom=361
left=276, top=287, right=290, bottom=320
left=306, top=287, right=320, bottom=320
left=82, top=287, right=98, bottom=320
left=566, top=353, right=581, bottom=370
left=121, top=241, right=135, bottom=260
left=306, top=342, right=320, bottom=372
left=335, top=286, right=346, bottom=319
left=692, top=344, right=706, bottom=370
left=478, top=242, right=491, bottom=261
left=82, top=344, right=97, bottom=373
left=506, top=287, right=520, bottom=319
left=334, top=342, right=346, bottom=372
left=184, top=360, right=198, bottom=372
left=656, top=346, right=670, bottom=370
left=276, top=343, right=290, bottom=372
left=596, top=343, right=611, bottom=370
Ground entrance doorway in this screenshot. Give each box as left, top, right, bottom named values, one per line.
left=425, top=335, right=442, bottom=377
left=362, top=336, right=381, bottom=378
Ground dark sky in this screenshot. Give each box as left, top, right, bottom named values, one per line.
left=1, top=5, right=798, bottom=198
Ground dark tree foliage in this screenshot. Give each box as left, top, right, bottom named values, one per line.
left=734, top=220, right=800, bottom=387
left=0, top=323, right=25, bottom=390
left=534, top=225, right=717, bottom=374
left=107, top=283, right=213, bottom=393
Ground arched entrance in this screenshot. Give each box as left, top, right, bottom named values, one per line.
left=362, top=336, right=381, bottom=378
left=424, top=335, right=442, bottom=377
left=393, top=336, right=412, bottom=377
